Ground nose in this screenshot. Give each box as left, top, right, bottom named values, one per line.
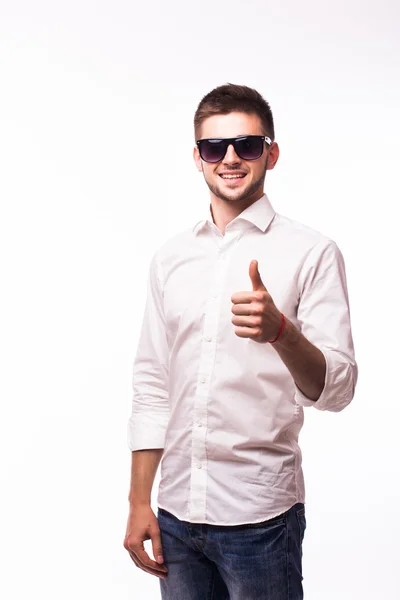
left=222, top=143, right=241, bottom=164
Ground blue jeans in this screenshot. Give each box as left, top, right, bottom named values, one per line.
left=157, top=503, right=306, bottom=600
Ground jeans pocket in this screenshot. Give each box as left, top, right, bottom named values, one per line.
left=295, top=506, right=306, bottom=545
left=246, top=511, right=287, bottom=529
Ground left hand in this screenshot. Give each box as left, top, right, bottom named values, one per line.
left=231, top=260, right=282, bottom=344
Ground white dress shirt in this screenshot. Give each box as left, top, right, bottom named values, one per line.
left=127, top=193, right=358, bottom=525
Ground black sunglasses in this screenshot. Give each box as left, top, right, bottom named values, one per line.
left=196, top=135, right=272, bottom=163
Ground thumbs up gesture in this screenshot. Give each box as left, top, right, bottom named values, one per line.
left=231, top=260, right=283, bottom=344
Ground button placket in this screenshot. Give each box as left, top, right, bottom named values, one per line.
left=188, top=231, right=241, bottom=522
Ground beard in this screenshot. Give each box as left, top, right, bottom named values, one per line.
left=204, top=155, right=269, bottom=203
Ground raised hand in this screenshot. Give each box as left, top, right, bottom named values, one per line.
left=231, top=260, right=282, bottom=344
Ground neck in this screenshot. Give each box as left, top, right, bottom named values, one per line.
left=210, top=191, right=265, bottom=235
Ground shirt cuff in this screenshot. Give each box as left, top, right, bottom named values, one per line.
left=127, top=406, right=169, bottom=451
left=294, top=347, right=354, bottom=412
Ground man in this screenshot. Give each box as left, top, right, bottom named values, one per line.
left=123, top=83, right=358, bottom=599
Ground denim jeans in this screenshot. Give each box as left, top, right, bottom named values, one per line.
left=157, top=503, right=306, bottom=600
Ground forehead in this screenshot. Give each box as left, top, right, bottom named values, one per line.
left=199, top=111, right=264, bottom=139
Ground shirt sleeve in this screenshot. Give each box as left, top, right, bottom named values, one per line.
left=127, top=251, right=170, bottom=451
left=294, top=238, right=358, bottom=412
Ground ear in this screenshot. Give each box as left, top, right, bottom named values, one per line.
left=266, top=142, right=280, bottom=171
left=193, top=146, right=203, bottom=172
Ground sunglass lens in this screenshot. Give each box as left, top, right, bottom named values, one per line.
left=199, top=140, right=226, bottom=163
left=235, top=137, right=263, bottom=160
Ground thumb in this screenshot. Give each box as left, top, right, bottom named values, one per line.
left=249, top=260, right=267, bottom=292
left=151, top=528, right=164, bottom=564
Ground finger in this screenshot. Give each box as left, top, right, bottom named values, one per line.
left=249, top=260, right=267, bottom=292
left=150, top=528, right=165, bottom=565
left=129, top=554, right=168, bottom=579
left=231, top=291, right=254, bottom=304
left=128, top=550, right=168, bottom=578
left=124, top=537, right=167, bottom=571
left=232, top=302, right=263, bottom=316
left=233, top=325, right=261, bottom=339
left=135, top=545, right=168, bottom=572
left=232, top=315, right=261, bottom=328
left=129, top=553, right=167, bottom=579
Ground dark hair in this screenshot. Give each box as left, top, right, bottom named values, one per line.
left=194, top=83, right=275, bottom=141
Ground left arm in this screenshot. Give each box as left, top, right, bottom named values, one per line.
left=274, top=239, right=358, bottom=411
left=271, top=317, right=326, bottom=401
left=232, top=239, right=358, bottom=412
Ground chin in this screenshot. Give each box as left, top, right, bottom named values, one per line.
left=217, top=184, right=254, bottom=203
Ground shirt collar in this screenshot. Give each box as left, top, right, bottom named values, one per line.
left=192, top=193, right=276, bottom=236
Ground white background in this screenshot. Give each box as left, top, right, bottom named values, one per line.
left=0, top=1, right=399, bottom=598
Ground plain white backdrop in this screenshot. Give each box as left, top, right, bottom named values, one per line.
left=0, top=1, right=399, bottom=598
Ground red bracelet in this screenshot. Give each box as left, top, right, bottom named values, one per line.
left=269, top=313, right=285, bottom=344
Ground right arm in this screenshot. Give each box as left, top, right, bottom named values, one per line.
left=123, top=449, right=167, bottom=578
left=128, top=449, right=163, bottom=508
left=124, top=252, right=170, bottom=578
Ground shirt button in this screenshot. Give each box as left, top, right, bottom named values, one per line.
left=197, top=463, right=202, bottom=469
left=200, top=376, right=206, bottom=383
left=197, top=422, right=203, bottom=427
left=205, top=336, right=212, bottom=342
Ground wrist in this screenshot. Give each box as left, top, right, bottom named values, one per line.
left=269, top=312, right=285, bottom=344
left=271, top=315, right=296, bottom=347
left=128, top=495, right=151, bottom=508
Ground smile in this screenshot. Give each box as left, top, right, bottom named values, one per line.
left=219, top=174, right=246, bottom=179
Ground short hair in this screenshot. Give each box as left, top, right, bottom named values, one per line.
left=194, top=83, right=275, bottom=141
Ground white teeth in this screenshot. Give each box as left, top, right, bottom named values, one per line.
left=221, top=174, right=245, bottom=179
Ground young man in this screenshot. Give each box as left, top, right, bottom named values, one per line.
left=123, top=83, right=358, bottom=599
